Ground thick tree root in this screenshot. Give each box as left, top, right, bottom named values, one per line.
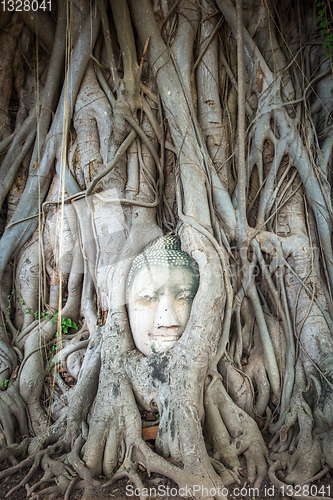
left=268, top=461, right=333, bottom=500
left=210, top=458, right=241, bottom=486
left=271, top=362, right=324, bottom=485
left=102, top=446, right=149, bottom=500
left=0, top=437, right=30, bottom=463
left=204, top=374, right=268, bottom=488
left=0, top=383, right=29, bottom=445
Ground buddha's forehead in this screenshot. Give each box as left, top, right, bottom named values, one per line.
left=130, top=264, right=196, bottom=293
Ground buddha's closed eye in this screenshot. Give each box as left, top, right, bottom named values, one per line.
left=139, top=294, right=157, bottom=303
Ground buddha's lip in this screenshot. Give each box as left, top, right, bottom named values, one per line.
left=149, top=330, right=182, bottom=340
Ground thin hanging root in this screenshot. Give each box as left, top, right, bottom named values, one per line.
left=6, top=454, right=42, bottom=497
left=85, top=129, right=136, bottom=197
left=268, top=462, right=333, bottom=500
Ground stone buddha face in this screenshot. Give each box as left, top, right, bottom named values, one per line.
left=126, top=236, right=199, bottom=356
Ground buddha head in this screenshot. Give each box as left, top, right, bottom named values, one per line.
left=126, top=235, right=199, bottom=356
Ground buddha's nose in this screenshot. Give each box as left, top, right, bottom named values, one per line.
left=155, top=294, right=180, bottom=329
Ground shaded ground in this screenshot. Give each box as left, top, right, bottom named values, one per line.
left=1, top=454, right=332, bottom=500
left=0, top=416, right=331, bottom=499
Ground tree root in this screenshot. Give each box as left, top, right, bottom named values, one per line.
left=0, top=440, right=68, bottom=487
left=0, top=437, right=30, bottom=463
left=6, top=453, right=41, bottom=497
left=9, top=439, right=103, bottom=500
left=268, top=461, right=333, bottom=500
left=218, top=356, right=255, bottom=417
left=64, top=435, right=96, bottom=500
left=210, top=458, right=241, bottom=486
left=102, top=446, right=148, bottom=500
left=64, top=477, right=80, bottom=500
left=25, top=453, right=76, bottom=499
left=0, top=383, right=29, bottom=445
left=271, top=366, right=323, bottom=485
left=298, top=467, right=330, bottom=486
left=204, top=374, right=268, bottom=488
left=321, top=428, right=333, bottom=468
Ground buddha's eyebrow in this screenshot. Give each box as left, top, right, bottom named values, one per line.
left=173, top=283, right=196, bottom=291
left=137, top=287, right=157, bottom=294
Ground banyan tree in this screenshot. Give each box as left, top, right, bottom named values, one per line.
left=1, top=0, right=333, bottom=498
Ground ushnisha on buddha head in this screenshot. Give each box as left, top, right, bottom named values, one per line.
left=126, top=235, right=199, bottom=356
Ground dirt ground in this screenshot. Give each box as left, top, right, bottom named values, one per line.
left=0, top=419, right=331, bottom=500
left=1, top=454, right=332, bottom=500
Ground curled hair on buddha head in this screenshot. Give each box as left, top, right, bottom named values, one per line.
left=126, top=235, right=199, bottom=298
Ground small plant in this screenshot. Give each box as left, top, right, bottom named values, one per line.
left=47, top=343, right=60, bottom=370
left=46, top=317, right=77, bottom=372
left=7, top=292, right=78, bottom=333
left=34, top=309, right=50, bottom=321
left=317, top=1, right=333, bottom=61
left=0, top=379, right=9, bottom=389
left=51, top=314, right=78, bottom=333
left=5, top=290, right=14, bottom=323
left=5, top=289, right=30, bottom=323
left=17, top=292, right=31, bottom=315
left=6, top=289, right=78, bottom=377
left=61, top=317, right=78, bottom=334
